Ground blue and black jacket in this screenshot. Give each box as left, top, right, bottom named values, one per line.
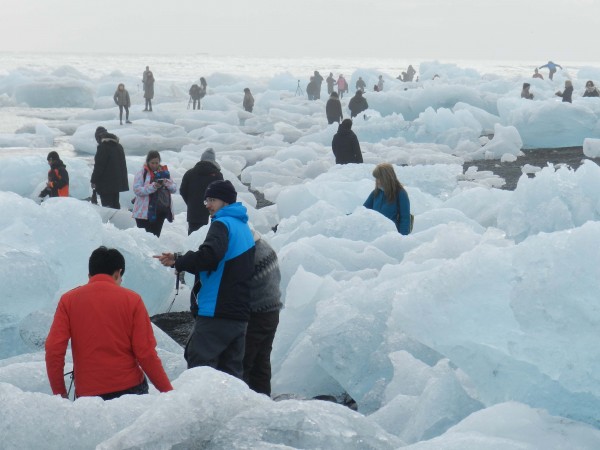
left=175, top=202, right=255, bottom=321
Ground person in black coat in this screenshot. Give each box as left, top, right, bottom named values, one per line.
left=332, top=119, right=363, bottom=164
left=91, top=127, right=129, bottom=209
left=179, top=148, right=224, bottom=235
left=325, top=92, right=343, bottom=124
left=555, top=80, right=573, bottom=103
left=348, top=90, right=369, bottom=118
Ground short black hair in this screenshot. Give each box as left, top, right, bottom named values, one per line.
left=89, top=246, right=126, bottom=276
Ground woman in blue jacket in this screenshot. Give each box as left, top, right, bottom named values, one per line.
left=364, top=163, right=411, bottom=235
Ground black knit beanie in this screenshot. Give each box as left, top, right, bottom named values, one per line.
left=205, top=180, right=237, bottom=204
left=95, top=126, right=108, bottom=144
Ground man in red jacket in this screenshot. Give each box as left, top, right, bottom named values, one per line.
left=45, top=246, right=173, bottom=400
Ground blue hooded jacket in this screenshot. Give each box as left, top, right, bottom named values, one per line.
left=175, top=202, right=255, bottom=321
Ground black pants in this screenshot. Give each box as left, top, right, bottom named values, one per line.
left=136, top=213, right=167, bottom=237
left=185, top=316, right=247, bottom=379
left=118, top=105, right=129, bottom=122
left=100, top=192, right=120, bottom=209
left=99, top=377, right=148, bottom=401
left=145, top=98, right=152, bottom=111
left=243, top=310, right=280, bottom=396
left=192, top=99, right=201, bottom=110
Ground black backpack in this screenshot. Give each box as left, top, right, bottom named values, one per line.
left=154, top=185, right=171, bottom=216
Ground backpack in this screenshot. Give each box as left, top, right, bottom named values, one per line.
left=189, top=84, right=200, bottom=99
left=153, top=186, right=172, bottom=216
left=198, top=86, right=206, bottom=99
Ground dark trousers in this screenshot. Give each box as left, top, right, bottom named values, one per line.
left=136, top=213, right=167, bottom=237
left=118, top=105, right=129, bottom=122
left=192, top=99, right=201, bottom=110
left=188, top=221, right=206, bottom=235
left=185, top=316, right=247, bottom=379
left=99, top=377, right=148, bottom=401
left=145, top=98, right=152, bottom=111
left=243, top=310, right=280, bottom=396
left=100, top=192, right=120, bottom=209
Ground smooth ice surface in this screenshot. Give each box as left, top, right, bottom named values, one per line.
left=1, top=54, right=600, bottom=449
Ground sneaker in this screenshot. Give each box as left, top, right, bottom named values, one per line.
left=120, top=121, right=123, bottom=125
left=126, top=120, right=132, bottom=124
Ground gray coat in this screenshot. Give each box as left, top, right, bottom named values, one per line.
left=113, top=89, right=131, bottom=107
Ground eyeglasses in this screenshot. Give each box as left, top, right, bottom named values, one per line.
left=203, top=198, right=219, bottom=205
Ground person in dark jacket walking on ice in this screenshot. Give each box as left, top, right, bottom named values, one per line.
left=348, top=90, right=368, bottom=118
left=325, top=91, right=343, bottom=124
left=91, top=127, right=129, bottom=209
left=332, top=119, right=363, bottom=164
left=180, top=148, right=224, bottom=235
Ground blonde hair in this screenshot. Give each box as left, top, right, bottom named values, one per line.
left=372, top=163, right=403, bottom=203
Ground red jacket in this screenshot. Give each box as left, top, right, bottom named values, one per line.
left=45, top=274, right=173, bottom=397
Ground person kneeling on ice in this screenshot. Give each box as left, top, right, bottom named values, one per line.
left=39, top=151, right=69, bottom=199
left=45, top=246, right=173, bottom=400
left=155, top=180, right=255, bottom=379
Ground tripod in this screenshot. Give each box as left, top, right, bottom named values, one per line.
left=295, top=80, right=303, bottom=96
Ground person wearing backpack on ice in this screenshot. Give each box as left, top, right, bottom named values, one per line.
left=132, top=150, right=177, bottom=237
left=189, top=84, right=202, bottom=110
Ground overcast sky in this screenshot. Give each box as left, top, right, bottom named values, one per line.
left=2, top=0, right=600, bottom=62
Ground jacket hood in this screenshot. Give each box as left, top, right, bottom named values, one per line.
left=194, top=160, right=221, bottom=172
left=100, top=133, right=120, bottom=144
left=214, top=202, right=249, bottom=223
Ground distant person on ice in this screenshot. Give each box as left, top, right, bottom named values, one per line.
left=336, top=74, right=348, bottom=98
left=332, top=118, right=363, bottom=164
left=143, top=69, right=155, bottom=112
left=377, top=75, right=384, bottom=91
left=521, top=83, right=534, bottom=100
left=555, top=80, right=573, bottom=103
left=312, top=70, right=324, bottom=99
left=39, top=151, right=69, bottom=199
left=91, top=126, right=129, bottom=209
left=539, top=61, right=562, bottom=80
left=113, top=83, right=131, bottom=125
left=189, top=83, right=202, bottom=110
left=583, top=80, right=600, bottom=97
left=326, top=72, right=336, bottom=95
left=532, top=68, right=544, bottom=80
left=364, top=163, right=412, bottom=235
left=45, top=246, right=173, bottom=400
left=355, top=76, right=366, bottom=92
left=325, top=91, right=343, bottom=124
left=243, top=88, right=255, bottom=112
left=348, top=90, right=368, bottom=118
left=306, top=76, right=319, bottom=101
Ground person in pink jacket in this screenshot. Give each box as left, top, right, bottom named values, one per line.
left=132, top=150, right=177, bottom=237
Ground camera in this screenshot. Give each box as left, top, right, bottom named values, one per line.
left=38, top=188, right=51, bottom=198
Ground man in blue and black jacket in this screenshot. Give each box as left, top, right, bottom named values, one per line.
left=156, top=180, right=255, bottom=379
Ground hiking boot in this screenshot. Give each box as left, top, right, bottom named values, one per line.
left=126, top=120, right=132, bottom=124
left=120, top=121, right=123, bottom=125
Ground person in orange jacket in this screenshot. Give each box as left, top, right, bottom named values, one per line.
left=45, top=246, right=173, bottom=400
left=39, top=151, right=69, bottom=198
